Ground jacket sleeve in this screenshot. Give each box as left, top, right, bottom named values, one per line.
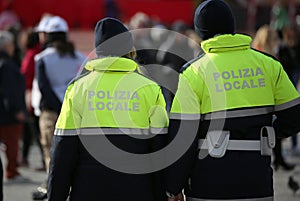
left=273, top=104, right=300, bottom=138
left=150, top=134, right=168, bottom=201
left=48, top=135, right=79, bottom=201
left=149, top=88, right=169, bottom=133
left=166, top=67, right=201, bottom=195
left=166, top=119, right=199, bottom=195
left=149, top=88, right=169, bottom=201
left=48, top=84, right=81, bottom=201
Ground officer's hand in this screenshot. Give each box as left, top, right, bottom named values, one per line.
left=168, top=193, right=184, bottom=201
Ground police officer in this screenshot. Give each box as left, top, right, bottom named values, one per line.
left=166, top=0, right=300, bottom=201
left=47, top=17, right=168, bottom=201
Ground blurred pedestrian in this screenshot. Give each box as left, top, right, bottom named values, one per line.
left=129, top=12, right=155, bottom=65
left=156, top=20, right=198, bottom=111
left=252, top=24, right=296, bottom=171
left=31, top=14, right=53, bottom=120
left=270, top=0, right=290, bottom=38
left=0, top=10, right=22, bottom=66
left=278, top=24, right=300, bottom=155
left=252, top=24, right=281, bottom=56
left=19, top=28, right=45, bottom=170
left=35, top=14, right=53, bottom=50
left=0, top=30, right=26, bottom=181
left=157, top=20, right=195, bottom=73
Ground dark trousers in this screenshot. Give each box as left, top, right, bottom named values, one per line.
left=22, top=115, right=44, bottom=167
left=0, top=124, right=22, bottom=179
left=273, top=138, right=283, bottom=163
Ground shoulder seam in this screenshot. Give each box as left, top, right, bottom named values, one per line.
left=180, top=51, right=206, bottom=73
left=251, top=48, right=280, bottom=62
left=68, top=71, right=91, bottom=86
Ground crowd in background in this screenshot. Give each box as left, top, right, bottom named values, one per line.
left=0, top=1, right=300, bottom=200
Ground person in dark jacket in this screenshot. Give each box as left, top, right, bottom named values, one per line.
left=278, top=25, right=300, bottom=154
left=20, top=28, right=45, bottom=169
left=0, top=30, right=26, bottom=185
left=156, top=20, right=199, bottom=112
left=252, top=24, right=296, bottom=171
left=165, top=0, right=300, bottom=201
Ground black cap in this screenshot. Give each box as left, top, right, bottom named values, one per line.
left=194, top=0, right=235, bottom=40
left=94, top=17, right=133, bottom=56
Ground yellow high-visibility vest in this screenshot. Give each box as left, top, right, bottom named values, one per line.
left=170, top=34, right=300, bottom=120
left=55, top=57, right=168, bottom=136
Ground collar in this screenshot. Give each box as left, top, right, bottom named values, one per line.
left=201, top=34, right=252, bottom=53
left=85, top=57, right=138, bottom=72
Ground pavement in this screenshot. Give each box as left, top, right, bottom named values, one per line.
left=2, top=145, right=46, bottom=201
left=0, top=139, right=299, bottom=201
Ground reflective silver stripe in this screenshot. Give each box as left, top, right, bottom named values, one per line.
left=81, top=128, right=150, bottom=135
left=55, top=128, right=168, bottom=136
left=203, top=106, right=273, bottom=120
left=187, top=196, right=274, bottom=201
left=199, top=139, right=261, bottom=151
left=150, top=127, right=168, bottom=134
left=274, top=97, right=300, bottom=111
left=54, top=129, right=78, bottom=136
left=169, top=113, right=201, bottom=120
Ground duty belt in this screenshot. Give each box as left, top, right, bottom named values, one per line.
left=198, top=126, right=275, bottom=158
left=199, top=139, right=261, bottom=151
left=186, top=196, right=274, bottom=201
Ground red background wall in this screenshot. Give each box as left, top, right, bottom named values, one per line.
left=1, top=0, right=194, bottom=29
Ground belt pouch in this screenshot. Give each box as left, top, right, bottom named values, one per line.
left=260, top=126, right=276, bottom=156
left=206, top=130, right=230, bottom=158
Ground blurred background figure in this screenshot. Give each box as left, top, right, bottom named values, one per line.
left=0, top=30, right=26, bottom=181
left=252, top=24, right=295, bottom=171
left=157, top=20, right=196, bottom=72
left=156, top=20, right=200, bottom=111
left=35, top=14, right=53, bottom=50
left=104, top=0, right=120, bottom=19
left=129, top=12, right=155, bottom=65
left=0, top=10, right=22, bottom=66
left=141, top=24, right=168, bottom=75
left=31, top=14, right=53, bottom=126
left=278, top=24, right=300, bottom=155
left=252, top=24, right=281, bottom=55
left=19, top=28, right=45, bottom=170
left=0, top=10, right=20, bottom=31
left=185, top=29, right=202, bottom=57
left=278, top=25, right=300, bottom=96
left=149, top=24, right=168, bottom=49
left=32, top=15, right=86, bottom=200
left=270, top=0, right=290, bottom=38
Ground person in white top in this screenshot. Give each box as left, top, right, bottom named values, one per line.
left=32, top=16, right=86, bottom=200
